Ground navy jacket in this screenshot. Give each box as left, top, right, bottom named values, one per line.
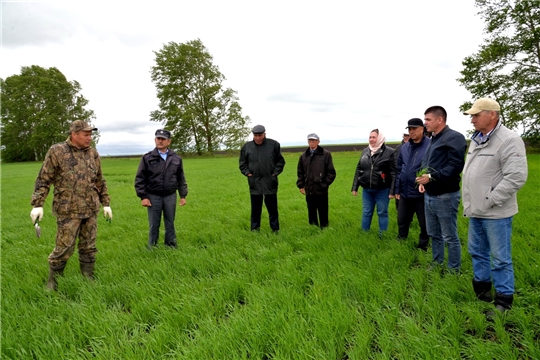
left=135, top=148, right=188, bottom=199
left=395, top=136, right=431, bottom=199
left=421, top=125, right=467, bottom=196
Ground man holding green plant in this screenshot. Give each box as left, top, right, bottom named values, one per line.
left=30, top=120, right=112, bottom=291
left=462, top=98, right=528, bottom=315
left=416, top=106, right=467, bottom=272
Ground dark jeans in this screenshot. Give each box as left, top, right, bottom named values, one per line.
left=147, top=193, right=177, bottom=247
left=306, top=193, right=329, bottom=228
left=397, top=196, right=429, bottom=249
left=250, top=194, right=279, bottom=231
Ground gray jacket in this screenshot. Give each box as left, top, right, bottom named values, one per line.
left=462, top=121, right=527, bottom=219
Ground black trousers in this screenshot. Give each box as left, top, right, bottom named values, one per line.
left=397, top=196, right=429, bottom=249
left=306, top=193, right=329, bottom=228
left=250, top=194, right=279, bottom=231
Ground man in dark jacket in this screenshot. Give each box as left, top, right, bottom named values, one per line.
left=135, top=129, right=188, bottom=249
left=239, top=125, right=286, bottom=232
left=296, top=133, right=336, bottom=228
left=416, top=106, right=467, bottom=272
left=395, top=118, right=430, bottom=250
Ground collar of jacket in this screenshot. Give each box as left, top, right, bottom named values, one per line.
left=368, top=143, right=386, bottom=156
left=304, top=146, right=324, bottom=155
left=471, top=120, right=502, bottom=146
left=151, top=147, right=174, bottom=157
left=409, top=135, right=429, bottom=147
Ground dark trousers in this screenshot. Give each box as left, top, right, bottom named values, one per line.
left=147, top=193, right=177, bottom=247
left=250, top=194, right=279, bottom=231
left=306, top=193, right=329, bottom=228
left=397, top=196, right=429, bottom=249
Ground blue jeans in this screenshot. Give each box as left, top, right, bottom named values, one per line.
left=468, top=217, right=514, bottom=295
left=424, top=191, right=461, bottom=271
left=362, top=188, right=390, bottom=232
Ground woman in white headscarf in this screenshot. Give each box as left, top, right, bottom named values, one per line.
left=351, top=129, right=396, bottom=236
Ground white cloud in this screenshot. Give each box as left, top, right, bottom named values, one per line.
left=1, top=0, right=485, bottom=155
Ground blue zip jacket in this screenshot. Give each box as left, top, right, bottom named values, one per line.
left=395, top=136, right=431, bottom=199
left=421, top=125, right=467, bottom=196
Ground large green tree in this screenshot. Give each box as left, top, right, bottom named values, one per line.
left=1, top=65, right=96, bottom=162
left=150, top=39, right=251, bottom=155
left=458, top=0, right=540, bottom=140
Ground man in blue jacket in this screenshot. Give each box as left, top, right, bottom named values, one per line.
left=135, top=129, right=188, bottom=249
left=395, top=118, right=430, bottom=250
left=239, top=125, right=286, bottom=232
left=416, top=106, right=467, bottom=272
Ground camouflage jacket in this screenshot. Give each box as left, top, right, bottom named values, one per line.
left=31, top=138, right=110, bottom=218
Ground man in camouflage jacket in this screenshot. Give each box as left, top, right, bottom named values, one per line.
left=30, top=120, right=112, bottom=291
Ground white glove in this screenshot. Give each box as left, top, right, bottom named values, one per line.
left=103, top=206, right=113, bottom=220
left=31, top=207, right=44, bottom=224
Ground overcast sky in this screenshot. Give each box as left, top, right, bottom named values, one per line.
left=2, top=1, right=486, bottom=155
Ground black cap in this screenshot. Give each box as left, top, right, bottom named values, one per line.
left=405, top=118, right=424, bottom=129
left=155, top=129, right=171, bottom=139
left=252, top=125, right=266, bottom=134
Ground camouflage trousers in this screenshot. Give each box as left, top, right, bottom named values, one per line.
left=48, top=215, right=98, bottom=270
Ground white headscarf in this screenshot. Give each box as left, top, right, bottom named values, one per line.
left=369, top=130, right=386, bottom=155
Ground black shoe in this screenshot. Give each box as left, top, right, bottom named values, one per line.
left=486, top=304, right=509, bottom=320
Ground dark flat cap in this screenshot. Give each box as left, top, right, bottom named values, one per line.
left=155, top=129, right=171, bottom=139
left=252, top=125, right=266, bottom=134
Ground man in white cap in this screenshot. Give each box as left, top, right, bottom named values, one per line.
left=239, top=125, right=286, bottom=232
left=30, top=120, right=112, bottom=290
left=296, top=133, right=336, bottom=228
left=462, top=98, right=528, bottom=315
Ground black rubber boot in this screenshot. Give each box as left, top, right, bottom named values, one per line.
left=494, top=292, right=513, bottom=312
left=472, top=279, right=493, bottom=302
left=487, top=293, right=513, bottom=319
left=80, top=262, right=95, bottom=281
left=46, top=266, right=65, bottom=291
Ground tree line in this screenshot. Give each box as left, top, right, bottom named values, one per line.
left=1, top=0, right=539, bottom=162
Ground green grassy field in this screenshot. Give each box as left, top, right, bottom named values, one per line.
left=1, top=152, right=539, bottom=359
